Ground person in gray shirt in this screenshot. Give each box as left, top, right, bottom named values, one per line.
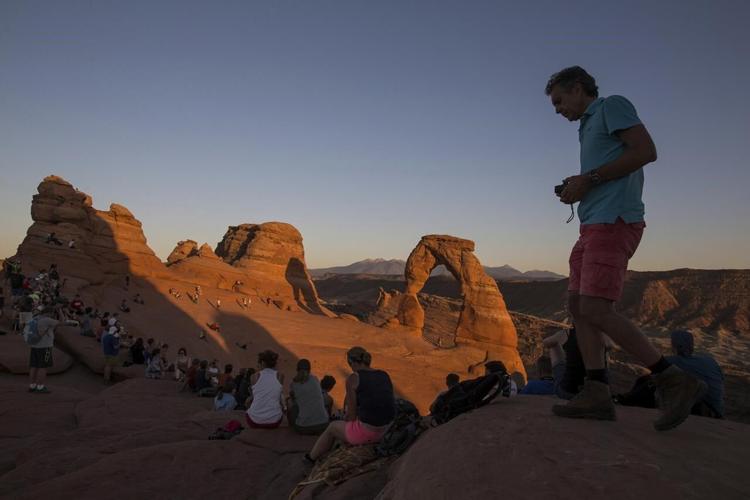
left=28, top=307, right=59, bottom=394
left=287, top=359, right=330, bottom=435
left=666, top=330, right=725, bottom=418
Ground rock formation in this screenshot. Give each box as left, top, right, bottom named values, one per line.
left=15, top=175, right=165, bottom=287
left=166, top=240, right=199, bottom=264
left=13, top=176, right=331, bottom=315
left=393, top=235, right=525, bottom=377
left=215, top=223, right=332, bottom=316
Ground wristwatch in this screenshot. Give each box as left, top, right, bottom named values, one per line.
left=588, top=170, right=603, bottom=186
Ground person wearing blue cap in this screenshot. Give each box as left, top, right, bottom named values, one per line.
left=667, top=331, right=725, bottom=419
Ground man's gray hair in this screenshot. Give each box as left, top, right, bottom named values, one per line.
left=545, top=66, right=599, bottom=98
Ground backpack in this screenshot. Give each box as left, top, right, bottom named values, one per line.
left=375, top=398, right=424, bottom=457
left=430, top=370, right=510, bottom=426
left=23, top=317, right=44, bottom=346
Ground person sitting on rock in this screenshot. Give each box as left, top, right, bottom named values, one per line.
left=133, top=293, right=144, bottom=305
left=206, top=322, right=220, bottom=332
left=207, top=359, right=220, bottom=386
left=287, top=359, right=330, bottom=435
left=520, top=356, right=556, bottom=395
left=160, top=344, right=172, bottom=372
left=320, top=375, right=336, bottom=418
left=215, top=298, right=221, bottom=309
left=184, top=358, right=200, bottom=391
left=543, top=327, right=614, bottom=400
left=143, top=338, right=155, bottom=363
left=214, top=381, right=238, bottom=411
left=666, top=330, right=724, bottom=419
left=245, top=350, right=285, bottom=429
left=306, top=347, right=395, bottom=462
left=429, top=373, right=460, bottom=413
left=218, top=363, right=234, bottom=388
left=196, top=360, right=216, bottom=396
left=174, top=347, right=190, bottom=381
left=45, top=232, right=63, bottom=246
left=145, top=348, right=163, bottom=379
left=67, top=239, right=76, bottom=249
left=119, top=299, right=130, bottom=313
left=79, top=307, right=96, bottom=337
left=48, top=264, right=59, bottom=285
left=69, top=294, right=84, bottom=316
left=234, top=368, right=255, bottom=410
left=195, top=285, right=201, bottom=296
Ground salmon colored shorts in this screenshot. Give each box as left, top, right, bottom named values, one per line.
left=344, top=420, right=387, bottom=445
left=568, top=218, right=645, bottom=301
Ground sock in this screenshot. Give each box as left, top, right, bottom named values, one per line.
left=29, top=383, right=36, bottom=389
left=648, top=356, right=671, bottom=374
left=586, top=369, right=609, bottom=384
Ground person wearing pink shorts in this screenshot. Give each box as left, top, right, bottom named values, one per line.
left=545, top=66, right=706, bottom=431
left=306, top=347, right=394, bottom=463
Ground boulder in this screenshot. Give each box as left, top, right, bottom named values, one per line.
left=0, top=333, right=73, bottom=375
left=166, top=240, right=198, bottom=264
left=215, top=222, right=333, bottom=316
left=379, top=396, right=750, bottom=500
left=14, top=175, right=166, bottom=285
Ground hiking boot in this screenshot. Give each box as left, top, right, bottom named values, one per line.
left=552, top=379, right=616, bottom=421
left=34, top=386, right=51, bottom=394
left=652, top=365, right=707, bottom=431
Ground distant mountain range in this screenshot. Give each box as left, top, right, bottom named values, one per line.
left=309, top=258, right=565, bottom=281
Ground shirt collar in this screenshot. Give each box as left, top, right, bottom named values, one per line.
left=578, top=97, right=603, bottom=131
left=583, top=97, right=604, bottom=117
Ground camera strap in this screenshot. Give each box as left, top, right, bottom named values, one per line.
left=566, top=204, right=574, bottom=224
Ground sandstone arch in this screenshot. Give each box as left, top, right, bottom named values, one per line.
left=395, top=235, right=525, bottom=377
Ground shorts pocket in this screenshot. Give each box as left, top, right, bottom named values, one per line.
left=584, top=252, right=627, bottom=295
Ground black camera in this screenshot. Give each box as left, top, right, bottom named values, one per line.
left=554, top=179, right=568, bottom=196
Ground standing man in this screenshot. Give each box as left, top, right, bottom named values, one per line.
left=102, top=324, right=121, bottom=384
left=27, top=307, right=59, bottom=393
left=545, top=66, right=706, bottom=430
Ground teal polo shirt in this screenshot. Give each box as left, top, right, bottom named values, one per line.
left=578, top=95, right=645, bottom=224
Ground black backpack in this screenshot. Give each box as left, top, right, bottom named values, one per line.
left=375, top=398, right=424, bottom=457
left=430, top=371, right=510, bottom=426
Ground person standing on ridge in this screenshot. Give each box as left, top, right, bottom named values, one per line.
left=545, top=66, right=706, bottom=430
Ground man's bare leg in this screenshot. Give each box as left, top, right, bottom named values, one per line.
left=577, top=295, right=660, bottom=367
left=568, top=293, right=607, bottom=370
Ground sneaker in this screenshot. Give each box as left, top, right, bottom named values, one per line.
left=552, top=379, right=617, bottom=421
left=28, top=386, right=37, bottom=393
left=652, top=365, right=708, bottom=431
left=34, top=386, right=51, bottom=394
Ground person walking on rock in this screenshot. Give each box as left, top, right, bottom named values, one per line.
left=545, top=66, right=706, bottom=430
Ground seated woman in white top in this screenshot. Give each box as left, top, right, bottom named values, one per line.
left=246, top=350, right=285, bottom=429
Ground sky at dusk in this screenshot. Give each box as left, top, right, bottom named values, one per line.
left=1, top=0, right=748, bottom=274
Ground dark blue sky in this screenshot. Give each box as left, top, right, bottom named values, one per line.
left=1, top=0, right=748, bottom=272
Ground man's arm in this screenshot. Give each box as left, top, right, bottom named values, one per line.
left=560, top=124, right=657, bottom=204
left=344, top=373, right=359, bottom=422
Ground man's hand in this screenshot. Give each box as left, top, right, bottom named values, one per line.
left=559, top=174, right=592, bottom=204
